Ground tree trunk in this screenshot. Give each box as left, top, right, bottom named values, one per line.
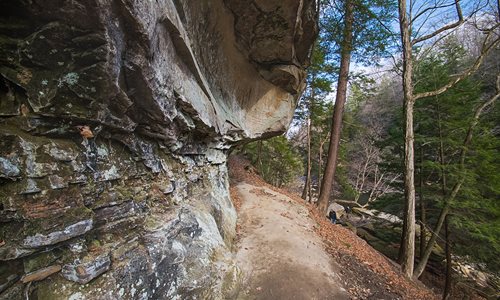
left=414, top=187, right=455, bottom=277
left=397, top=0, right=416, bottom=279
left=440, top=117, right=452, bottom=300
left=317, top=0, right=354, bottom=214
left=302, top=116, right=312, bottom=201
left=302, top=72, right=317, bottom=202
left=438, top=101, right=448, bottom=194
left=419, top=145, right=426, bottom=258
left=443, top=215, right=452, bottom=300
left=318, top=140, right=323, bottom=193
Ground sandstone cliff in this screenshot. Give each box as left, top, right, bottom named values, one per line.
left=0, top=1, right=316, bottom=298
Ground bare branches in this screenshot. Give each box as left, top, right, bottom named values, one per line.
left=460, top=73, right=500, bottom=163
left=414, top=26, right=500, bottom=100
left=411, top=1, right=458, bottom=26
left=412, top=0, right=464, bottom=45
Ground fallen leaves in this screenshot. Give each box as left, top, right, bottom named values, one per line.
left=229, top=186, right=242, bottom=212
left=76, top=125, right=94, bottom=138
left=279, top=212, right=293, bottom=220
left=20, top=103, right=30, bottom=116
left=309, top=203, right=438, bottom=299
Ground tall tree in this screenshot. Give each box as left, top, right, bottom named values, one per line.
left=302, top=79, right=314, bottom=201
left=317, top=0, right=355, bottom=213
left=396, top=0, right=499, bottom=278
left=317, top=0, right=396, bottom=214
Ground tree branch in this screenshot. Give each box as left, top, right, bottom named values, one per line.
left=412, top=0, right=464, bottom=45
left=414, top=30, right=500, bottom=101
left=411, top=1, right=457, bottom=25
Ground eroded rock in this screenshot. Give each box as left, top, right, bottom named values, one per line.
left=21, top=265, right=61, bottom=283
left=0, top=157, right=20, bottom=179
left=61, top=254, right=111, bottom=284
left=0, top=245, right=35, bottom=261
left=0, top=0, right=316, bottom=298
left=22, top=220, right=93, bottom=248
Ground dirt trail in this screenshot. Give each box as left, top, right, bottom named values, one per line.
left=234, top=183, right=350, bottom=300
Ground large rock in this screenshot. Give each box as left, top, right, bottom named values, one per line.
left=0, top=0, right=317, bottom=299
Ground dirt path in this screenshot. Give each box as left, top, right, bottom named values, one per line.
left=233, top=183, right=350, bottom=300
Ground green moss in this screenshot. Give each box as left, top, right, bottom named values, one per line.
left=90, top=239, right=101, bottom=248
left=23, top=249, right=61, bottom=273
left=143, top=215, right=164, bottom=231
left=35, top=278, right=75, bottom=300
left=0, top=180, right=22, bottom=202
left=0, top=221, right=23, bottom=243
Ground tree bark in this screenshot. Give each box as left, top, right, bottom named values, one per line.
left=318, top=139, right=324, bottom=193
left=419, top=145, right=426, bottom=258
left=440, top=108, right=452, bottom=300
left=302, top=116, right=312, bottom=201
left=397, top=0, right=416, bottom=279
left=317, top=0, right=354, bottom=214
left=443, top=215, right=452, bottom=300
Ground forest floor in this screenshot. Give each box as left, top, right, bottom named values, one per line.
left=228, top=155, right=439, bottom=300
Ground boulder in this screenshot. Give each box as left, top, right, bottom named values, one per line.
left=327, top=203, right=346, bottom=219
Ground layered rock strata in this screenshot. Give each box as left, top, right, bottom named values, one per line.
left=0, top=0, right=317, bottom=298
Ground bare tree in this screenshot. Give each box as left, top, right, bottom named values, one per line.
left=396, top=0, right=499, bottom=278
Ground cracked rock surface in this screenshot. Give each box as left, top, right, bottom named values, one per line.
left=0, top=0, right=317, bottom=299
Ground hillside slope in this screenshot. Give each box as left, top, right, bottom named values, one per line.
left=229, top=155, right=438, bottom=300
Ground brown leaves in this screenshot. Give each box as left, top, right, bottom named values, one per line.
left=229, top=186, right=243, bottom=212
left=20, top=103, right=30, bottom=116
left=76, top=125, right=94, bottom=139
left=280, top=212, right=293, bottom=220
left=309, top=204, right=438, bottom=299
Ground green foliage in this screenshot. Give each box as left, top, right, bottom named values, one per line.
left=294, top=42, right=335, bottom=124
left=243, top=136, right=303, bottom=188
left=321, top=0, right=397, bottom=66
left=378, top=37, right=500, bottom=272
left=293, top=42, right=335, bottom=187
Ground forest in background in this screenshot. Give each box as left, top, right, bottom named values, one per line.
left=235, top=0, right=499, bottom=298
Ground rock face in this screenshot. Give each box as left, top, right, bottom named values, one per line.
left=0, top=0, right=316, bottom=299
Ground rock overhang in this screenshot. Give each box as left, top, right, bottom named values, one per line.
left=1, top=0, right=317, bottom=147
left=0, top=0, right=317, bottom=298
